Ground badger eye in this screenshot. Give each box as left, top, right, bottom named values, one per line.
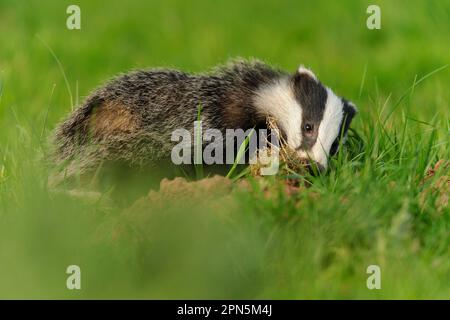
left=304, top=123, right=313, bottom=133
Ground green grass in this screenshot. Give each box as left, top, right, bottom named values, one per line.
left=0, top=0, right=449, bottom=299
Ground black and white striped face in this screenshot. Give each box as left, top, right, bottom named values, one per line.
left=254, top=66, right=357, bottom=172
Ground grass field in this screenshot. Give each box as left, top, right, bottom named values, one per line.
left=0, top=0, right=449, bottom=299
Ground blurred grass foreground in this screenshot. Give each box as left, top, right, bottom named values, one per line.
left=0, top=0, right=449, bottom=299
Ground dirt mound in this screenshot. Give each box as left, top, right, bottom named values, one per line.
left=144, top=175, right=232, bottom=204
left=129, top=172, right=305, bottom=212
left=129, top=175, right=234, bottom=209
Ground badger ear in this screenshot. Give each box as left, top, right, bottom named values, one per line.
left=297, top=65, right=318, bottom=81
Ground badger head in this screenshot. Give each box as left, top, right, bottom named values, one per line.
left=254, top=66, right=357, bottom=173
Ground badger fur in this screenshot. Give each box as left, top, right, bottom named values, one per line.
left=52, top=58, right=356, bottom=182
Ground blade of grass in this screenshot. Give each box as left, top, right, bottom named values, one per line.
left=359, top=62, right=368, bottom=99
left=40, top=83, right=56, bottom=141
left=383, top=65, right=448, bottom=123
left=226, top=129, right=255, bottom=179
left=36, top=34, right=74, bottom=110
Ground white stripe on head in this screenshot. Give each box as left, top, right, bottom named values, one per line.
left=309, top=87, right=344, bottom=168
left=253, top=77, right=303, bottom=148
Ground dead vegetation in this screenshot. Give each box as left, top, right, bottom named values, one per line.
left=249, top=117, right=310, bottom=178
left=419, top=159, right=449, bottom=213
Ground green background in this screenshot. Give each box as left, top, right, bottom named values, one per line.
left=0, top=0, right=449, bottom=299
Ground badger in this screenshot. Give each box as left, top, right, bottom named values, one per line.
left=51, top=58, right=357, bottom=183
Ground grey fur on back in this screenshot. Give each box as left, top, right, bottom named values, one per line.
left=51, top=58, right=285, bottom=180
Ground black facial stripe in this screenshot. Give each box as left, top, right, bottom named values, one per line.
left=330, top=99, right=356, bottom=156
left=292, top=73, right=328, bottom=150
left=292, top=73, right=328, bottom=123
left=341, top=98, right=356, bottom=134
